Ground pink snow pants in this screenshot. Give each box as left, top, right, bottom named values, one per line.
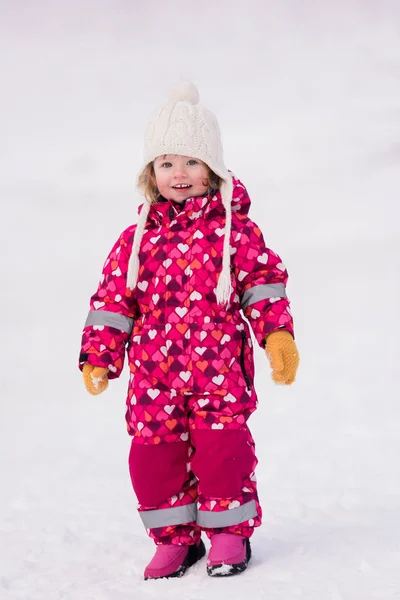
left=127, top=386, right=262, bottom=546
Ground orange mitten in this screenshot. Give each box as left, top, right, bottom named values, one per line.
left=265, top=330, right=299, bottom=385
left=82, top=364, right=109, bottom=395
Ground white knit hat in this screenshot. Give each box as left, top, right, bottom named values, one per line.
left=127, top=82, right=234, bottom=305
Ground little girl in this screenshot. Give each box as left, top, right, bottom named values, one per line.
left=79, top=82, right=299, bottom=580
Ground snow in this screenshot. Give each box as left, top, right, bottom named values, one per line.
left=208, top=564, right=235, bottom=577
left=1, top=1, right=400, bottom=598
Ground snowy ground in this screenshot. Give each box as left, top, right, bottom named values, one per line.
left=1, top=2, right=400, bottom=599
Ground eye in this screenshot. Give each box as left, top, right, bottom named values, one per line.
left=161, top=162, right=172, bottom=168
left=187, top=159, right=198, bottom=166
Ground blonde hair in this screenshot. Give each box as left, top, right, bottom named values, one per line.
left=137, top=160, right=222, bottom=203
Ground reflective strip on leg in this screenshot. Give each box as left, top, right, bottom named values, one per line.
left=196, top=500, right=257, bottom=528
left=139, top=503, right=197, bottom=529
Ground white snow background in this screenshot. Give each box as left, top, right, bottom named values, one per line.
left=1, top=1, right=400, bottom=599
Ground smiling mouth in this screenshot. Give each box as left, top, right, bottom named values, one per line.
left=173, top=184, right=192, bottom=190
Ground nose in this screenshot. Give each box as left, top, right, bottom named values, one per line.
left=172, top=163, right=188, bottom=178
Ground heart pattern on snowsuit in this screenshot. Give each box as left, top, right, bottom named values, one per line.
left=80, top=176, right=294, bottom=544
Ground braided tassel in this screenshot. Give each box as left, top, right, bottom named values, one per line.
left=127, top=200, right=151, bottom=290
left=215, top=176, right=234, bottom=306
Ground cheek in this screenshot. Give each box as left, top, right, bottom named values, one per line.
left=155, top=171, right=168, bottom=190
left=197, top=169, right=210, bottom=188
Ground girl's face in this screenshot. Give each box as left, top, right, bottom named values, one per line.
left=153, top=154, right=209, bottom=203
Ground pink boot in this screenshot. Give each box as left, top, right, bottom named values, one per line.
left=207, top=534, right=251, bottom=577
left=144, top=539, right=205, bottom=580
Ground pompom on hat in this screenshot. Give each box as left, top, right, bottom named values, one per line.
left=128, top=82, right=234, bottom=305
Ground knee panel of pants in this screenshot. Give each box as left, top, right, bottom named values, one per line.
left=190, top=429, right=255, bottom=499
left=128, top=441, right=189, bottom=508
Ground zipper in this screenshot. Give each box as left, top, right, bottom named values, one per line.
left=240, top=330, right=251, bottom=391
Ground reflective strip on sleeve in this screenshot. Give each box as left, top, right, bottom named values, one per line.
left=139, top=503, right=197, bottom=529
left=196, top=499, right=257, bottom=528
left=85, top=310, right=134, bottom=334
left=241, top=283, right=287, bottom=310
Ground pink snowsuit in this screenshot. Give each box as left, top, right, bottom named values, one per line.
left=79, top=176, right=294, bottom=545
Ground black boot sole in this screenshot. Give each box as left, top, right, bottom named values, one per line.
left=144, top=539, right=206, bottom=580
left=207, top=538, right=251, bottom=577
